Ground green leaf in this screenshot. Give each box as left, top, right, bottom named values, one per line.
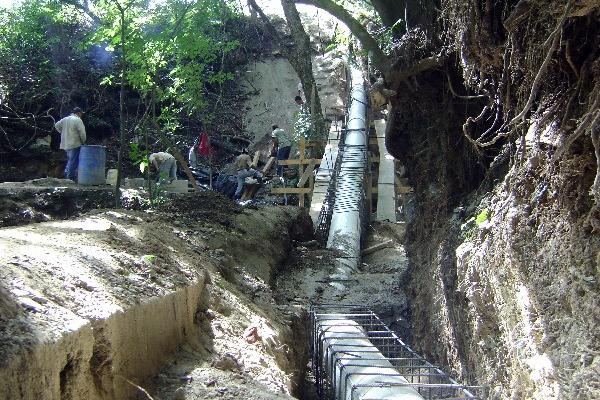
left=475, top=208, right=489, bottom=226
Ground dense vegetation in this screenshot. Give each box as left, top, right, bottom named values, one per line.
left=0, top=0, right=247, bottom=159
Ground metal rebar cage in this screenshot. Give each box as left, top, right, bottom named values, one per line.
left=310, top=303, right=485, bottom=400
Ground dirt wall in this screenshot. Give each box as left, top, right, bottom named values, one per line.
left=0, top=194, right=310, bottom=400
left=388, top=1, right=600, bottom=398
left=407, top=131, right=600, bottom=399
left=0, top=282, right=207, bottom=400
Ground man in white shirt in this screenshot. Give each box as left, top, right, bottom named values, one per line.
left=271, top=124, right=292, bottom=177
left=54, top=107, right=86, bottom=181
left=149, top=151, right=177, bottom=183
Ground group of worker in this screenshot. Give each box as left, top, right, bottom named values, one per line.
left=54, top=89, right=307, bottom=198
left=55, top=107, right=177, bottom=184
left=231, top=122, right=293, bottom=199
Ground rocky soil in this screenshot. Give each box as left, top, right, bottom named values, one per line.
left=406, top=124, right=600, bottom=399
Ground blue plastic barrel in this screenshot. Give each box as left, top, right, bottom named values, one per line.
left=77, top=145, right=106, bottom=185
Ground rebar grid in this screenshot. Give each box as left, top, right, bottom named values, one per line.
left=310, top=304, right=484, bottom=400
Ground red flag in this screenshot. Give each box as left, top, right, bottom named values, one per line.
left=198, top=132, right=213, bottom=156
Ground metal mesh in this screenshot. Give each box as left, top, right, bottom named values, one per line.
left=315, top=124, right=347, bottom=244
left=310, top=304, right=485, bottom=400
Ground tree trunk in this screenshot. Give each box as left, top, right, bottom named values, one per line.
left=248, top=0, right=326, bottom=136
left=279, top=0, right=324, bottom=132
left=114, top=7, right=127, bottom=207
left=371, top=0, right=404, bottom=29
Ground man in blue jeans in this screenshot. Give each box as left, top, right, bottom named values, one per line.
left=55, top=107, right=86, bottom=182
left=271, top=124, right=292, bottom=176
left=233, top=149, right=262, bottom=199
left=149, top=152, right=177, bottom=183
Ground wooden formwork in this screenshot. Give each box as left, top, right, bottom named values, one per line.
left=269, top=138, right=322, bottom=207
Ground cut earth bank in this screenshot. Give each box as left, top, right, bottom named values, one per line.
left=0, top=191, right=311, bottom=400
left=0, top=190, right=410, bottom=400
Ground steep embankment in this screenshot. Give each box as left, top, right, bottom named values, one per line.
left=0, top=192, right=312, bottom=400
left=386, top=1, right=599, bottom=398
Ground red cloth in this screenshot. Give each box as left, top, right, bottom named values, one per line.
left=198, top=132, right=213, bottom=156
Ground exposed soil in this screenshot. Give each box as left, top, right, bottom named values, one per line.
left=0, top=189, right=314, bottom=400
left=0, top=178, right=116, bottom=227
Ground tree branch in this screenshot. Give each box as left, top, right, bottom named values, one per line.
left=294, top=0, right=392, bottom=75
left=389, top=56, right=440, bottom=85
left=59, top=0, right=101, bottom=24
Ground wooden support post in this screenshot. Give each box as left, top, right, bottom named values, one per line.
left=262, top=156, right=276, bottom=175
left=366, top=167, right=373, bottom=216
left=299, top=138, right=306, bottom=162
left=297, top=159, right=316, bottom=188
left=298, top=163, right=305, bottom=207
left=251, top=151, right=260, bottom=168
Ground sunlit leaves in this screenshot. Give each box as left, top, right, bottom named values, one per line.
left=89, top=0, right=241, bottom=118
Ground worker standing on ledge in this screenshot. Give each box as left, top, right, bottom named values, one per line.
left=271, top=124, right=292, bottom=177
left=54, top=107, right=86, bottom=182
left=149, top=151, right=177, bottom=183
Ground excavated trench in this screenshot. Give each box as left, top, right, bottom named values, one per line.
left=0, top=185, right=414, bottom=400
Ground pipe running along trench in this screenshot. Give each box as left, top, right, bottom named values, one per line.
left=326, top=67, right=367, bottom=278
left=320, top=68, right=426, bottom=399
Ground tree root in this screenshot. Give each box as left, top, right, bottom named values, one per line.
left=551, top=86, right=600, bottom=163
left=117, top=375, right=158, bottom=400
left=508, top=0, right=572, bottom=126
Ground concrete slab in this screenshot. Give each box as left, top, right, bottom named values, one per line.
left=375, top=120, right=396, bottom=222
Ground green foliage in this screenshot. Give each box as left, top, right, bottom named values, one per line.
left=142, top=254, right=156, bottom=264
left=129, top=142, right=149, bottom=173
left=89, top=0, right=241, bottom=118
left=475, top=208, right=490, bottom=226
left=0, top=0, right=83, bottom=101
left=0, top=0, right=238, bottom=155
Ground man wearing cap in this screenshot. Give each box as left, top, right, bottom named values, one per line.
left=55, top=107, right=86, bottom=182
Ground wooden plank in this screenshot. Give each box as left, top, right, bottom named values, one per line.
left=297, top=159, right=316, bottom=188
left=262, top=156, right=276, bottom=174
left=278, top=158, right=321, bottom=166
left=271, top=187, right=312, bottom=194
left=362, top=239, right=394, bottom=256
left=251, top=151, right=260, bottom=168
left=299, top=138, right=306, bottom=162
left=241, top=183, right=259, bottom=200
